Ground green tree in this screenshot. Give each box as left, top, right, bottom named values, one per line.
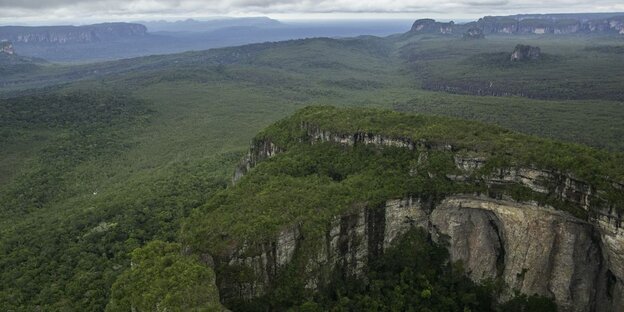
left=106, top=240, right=223, bottom=312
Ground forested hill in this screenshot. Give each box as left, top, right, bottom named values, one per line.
left=181, top=106, right=622, bottom=310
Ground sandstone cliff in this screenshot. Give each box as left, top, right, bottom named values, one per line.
left=0, top=23, right=147, bottom=44
left=408, top=14, right=624, bottom=36
left=511, top=44, right=541, bottom=61
left=410, top=19, right=455, bottom=34
left=1, top=41, right=14, bottom=54
left=222, top=115, right=623, bottom=311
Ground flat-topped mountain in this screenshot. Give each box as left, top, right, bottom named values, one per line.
left=511, top=44, right=541, bottom=61
left=409, top=13, right=624, bottom=36
left=179, top=106, right=624, bottom=311
left=141, top=17, right=282, bottom=33
left=0, top=23, right=147, bottom=44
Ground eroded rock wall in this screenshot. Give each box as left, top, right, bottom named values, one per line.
left=432, top=196, right=601, bottom=312
left=221, top=194, right=619, bottom=311
left=225, top=125, right=623, bottom=311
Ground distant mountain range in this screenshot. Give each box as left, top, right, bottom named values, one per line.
left=409, top=13, right=624, bottom=36
left=0, top=13, right=622, bottom=62
left=0, top=17, right=412, bottom=62
left=140, top=17, right=282, bottom=33
left=0, top=23, right=147, bottom=44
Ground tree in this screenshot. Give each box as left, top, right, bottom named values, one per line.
left=106, top=240, right=223, bottom=312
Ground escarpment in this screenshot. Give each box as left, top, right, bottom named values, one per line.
left=199, top=107, right=624, bottom=311
left=407, top=14, right=624, bottom=36
left=0, top=23, right=147, bottom=44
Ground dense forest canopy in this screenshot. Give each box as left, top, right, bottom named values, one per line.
left=1, top=16, right=623, bottom=311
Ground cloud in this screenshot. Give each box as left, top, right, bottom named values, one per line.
left=463, top=0, right=510, bottom=6
left=0, top=0, right=622, bottom=23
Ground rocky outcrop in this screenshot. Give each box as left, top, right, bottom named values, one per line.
left=587, top=17, right=624, bottom=34
left=220, top=191, right=621, bottom=311
left=510, top=44, right=541, bottom=61
left=431, top=196, right=601, bottom=312
left=410, top=19, right=455, bottom=34
left=1, top=41, right=14, bottom=55
left=225, top=125, right=623, bottom=311
left=219, top=225, right=301, bottom=299
left=408, top=14, right=624, bottom=37
left=219, top=198, right=427, bottom=301
left=232, top=139, right=281, bottom=184
left=463, top=27, right=485, bottom=39
left=0, top=23, right=147, bottom=44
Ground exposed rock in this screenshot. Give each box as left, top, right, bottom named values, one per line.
left=408, top=14, right=624, bottom=37
left=221, top=225, right=301, bottom=299
left=463, top=27, right=485, bottom=39
left=219, top=198, right=425, bottom=301
left=510, top=44, right=541, bottom=61
left=0, top=23, right=147, bottom=44
left=221, top=193, right=619, bottom=311
left=410, top=19, right=455, bottom=34
left=1, top=41, right=14, bottom=54
left=431, top=196, right=601, bottom=312
left=232, top=139, right=281, bottom=184
left=224, top=124, right=624, bottom=311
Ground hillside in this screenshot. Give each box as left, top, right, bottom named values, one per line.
left=1, top=18, right=624, bottom=311
left=179, top=106, right=623, bottom=311
left=0, top=19, right=411, bottom=62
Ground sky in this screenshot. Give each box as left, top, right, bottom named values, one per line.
left=1, top=0, right=623, bottom=25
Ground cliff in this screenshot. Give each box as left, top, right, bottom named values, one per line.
left=0, top=23, right=147, bottom=44
left=410, top=19, right=455, bottom=34
left=187, top=107, right=624, bottom=311
left=1, top=41, right=14, bottom=54
left=511, top=44, right=541, bottom=61
left=408, top=14, right=624, bottom=36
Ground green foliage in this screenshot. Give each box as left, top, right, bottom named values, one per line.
left=0, top=91, right=231, bottom=311
left=401, top=36, right=624, bottom=101
left=183, top=142, right=460, bottom=256
left=0, top=91, right=151, bottom=214
left=310, top=228, right=498, bottom=311
left=0, top=30, right=623, bottom=312
left=584, top=45, right=624, bottom=54
left=106, top=240, right=223, bottom=312
left=241, top=228, right=556, bottom=312
left=499, top=294, right=558, bottom=312
left=263, top=106, right=624, bottom=187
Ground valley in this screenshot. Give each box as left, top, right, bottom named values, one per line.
left=0, top=13, right=623, bottom=311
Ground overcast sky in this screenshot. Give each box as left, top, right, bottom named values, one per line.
left=1, top=0, right=623, bottom=25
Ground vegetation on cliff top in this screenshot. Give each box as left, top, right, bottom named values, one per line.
left=261, top=106, right=624, bottom=184
left=185, top=105, right=623, bottom=262
left=284, top=228, right=556, bottom=312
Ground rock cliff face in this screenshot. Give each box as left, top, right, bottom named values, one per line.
left=408, top=14, right=624, bottom=36
left=510, top=45, right=541, bottom=61
left=232, top=139, right=281, bottom=184
left=0, top=23, right=147, bottom=44
left=226, top=123, right=624, bottom=311
left=1, top=41, right=14, bottom=54
left=411, top=19, right=455, bottom=34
